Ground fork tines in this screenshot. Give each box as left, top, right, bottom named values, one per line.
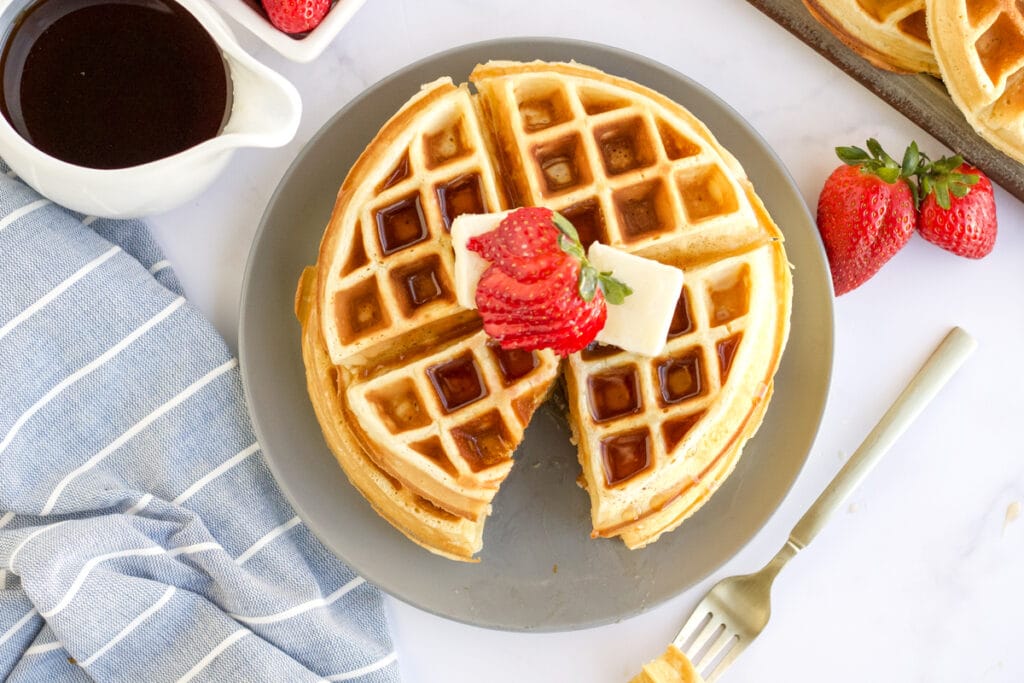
left=673, top=607, right=745, bottom=682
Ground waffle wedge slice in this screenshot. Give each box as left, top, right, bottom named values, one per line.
left=565, top=192, right=789, bottom=548
left=803, top=0, right=939, bottom=74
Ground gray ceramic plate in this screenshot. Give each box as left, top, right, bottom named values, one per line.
left=239, top=38, right=834, bottom=632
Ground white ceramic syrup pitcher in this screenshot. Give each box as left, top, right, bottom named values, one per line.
left=0, top=0, right=302, bottom=218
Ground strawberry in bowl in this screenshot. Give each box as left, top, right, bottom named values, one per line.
left=220, top=0, right=367, bottom=62
left=262, top=0, right=331, bottom=34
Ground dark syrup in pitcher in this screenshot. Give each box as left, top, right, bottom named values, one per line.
left=0, top=0, right=231, bottom=169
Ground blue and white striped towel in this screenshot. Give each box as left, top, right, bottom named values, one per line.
left=0, top=170, right=400, bottom=682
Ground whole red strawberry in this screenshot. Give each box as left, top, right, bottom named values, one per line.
left=468, top=208, right=631, bottom=356
left=263, top=0, right=329, bottom=34
left=917, top=162, right=996, bottom=259
left=816, top=139, right=917, bottom=295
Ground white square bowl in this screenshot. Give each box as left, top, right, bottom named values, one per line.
left=211, top=0, right=368, bottom=62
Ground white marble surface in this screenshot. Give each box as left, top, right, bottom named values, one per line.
left=148, top=1, right=1024, bottom=680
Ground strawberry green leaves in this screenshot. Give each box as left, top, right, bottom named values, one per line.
left=836, top=138, right=906, bottom=184
left=552, top=212, right=585, bottom=257
left=595, top=271, right=633, bottom=305
left=552, top=211, right=633, bottom=305
left=836, top=138, right=980, bottom=210
left=917, top=155, right=979, bottom=210
left=819, top=139, right=996, bottom=294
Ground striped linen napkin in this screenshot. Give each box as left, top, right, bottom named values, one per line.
left=0, top=170, right=400, bottom=682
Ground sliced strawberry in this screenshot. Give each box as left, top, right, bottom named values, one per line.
left=483, top=289, right=608, bottom=355
left=469, top=207, right=630, bottom=356
left=475, top=266, right=579, bottom=308
left=467, top=206, right=566, bottom=282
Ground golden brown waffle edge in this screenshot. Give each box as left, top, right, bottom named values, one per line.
left=802, top=0, right=940, bottom=75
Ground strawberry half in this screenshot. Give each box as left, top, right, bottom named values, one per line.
left=468, top=208, right=631, bottom=356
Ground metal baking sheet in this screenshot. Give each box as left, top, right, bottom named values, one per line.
left=747, top=0, right=1024, bottom=203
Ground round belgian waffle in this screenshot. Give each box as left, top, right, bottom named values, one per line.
left=299, top=61, right=792, bottom=560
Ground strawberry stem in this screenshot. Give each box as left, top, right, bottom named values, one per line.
left=836, top=138, right=904, bottom=184
left=915, top=153, right=979, bottom=210
left=552, top=212, right=579, bottom=243
left=552, top=211, right=633, bottom=304
left=837, top=138, right=981, bottom=210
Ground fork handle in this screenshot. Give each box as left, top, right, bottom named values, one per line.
left=787, top=327, right=976, bottom=551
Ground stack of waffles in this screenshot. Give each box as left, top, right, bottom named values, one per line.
left=297, top=60, right=792, bottom=561
left=804, top=0, right=1024, bottom=165
left=296, top=76, right=561, bottom=561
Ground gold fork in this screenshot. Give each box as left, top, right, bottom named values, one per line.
left=658, top=327, right=976, bottom=682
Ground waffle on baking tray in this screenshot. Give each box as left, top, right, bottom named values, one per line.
left=926, top=0, right=1024, bottom=164
left=802, top=0, right=939, bottom=74
left=297, top=60, right=792, bottom=561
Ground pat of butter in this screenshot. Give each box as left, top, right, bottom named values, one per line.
left=588, top=242, right=684, bottom=357
left=451, top=211, right=511, bottom=309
